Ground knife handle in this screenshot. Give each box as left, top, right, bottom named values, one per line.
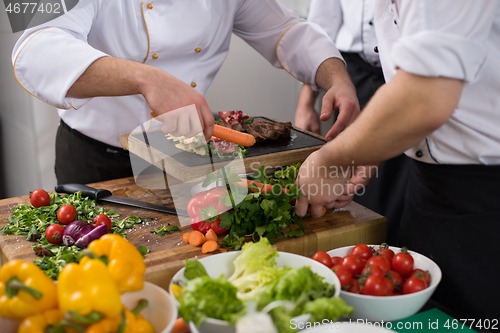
left=55, top=184, right=112, bottom=200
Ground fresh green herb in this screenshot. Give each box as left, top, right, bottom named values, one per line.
left=150, top=224, right=181, bottom=236
left=137, top=246, right=150, bottom=258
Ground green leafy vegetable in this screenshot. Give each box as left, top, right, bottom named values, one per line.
left=228, top=238, right=278, bottom=282
left=137, top=246, right=150, bottom=258
left=184, top=258, right=209, bottom=280
left=150, top=224, right=181, bottom=236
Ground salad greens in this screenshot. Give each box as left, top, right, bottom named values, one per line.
left=0, top=191, right=150, bottom=279
left=177, top=238, right=354, bottom=332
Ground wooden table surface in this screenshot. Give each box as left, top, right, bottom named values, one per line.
left=0, top=173, right=386, bottom=290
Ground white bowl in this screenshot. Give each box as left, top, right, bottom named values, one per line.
left=0, top=281, right=177, bottom=333
left=327, top=245, right=441, bottom=322
left=121, top=281, right=178, bottom=333
left=170, top=251, right=341, bottom=333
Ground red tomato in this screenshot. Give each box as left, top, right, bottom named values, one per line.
left=57, top=205, right=77, bottom=225
left=410, top=269, right=431, bottom=286
left=366, top=255, right=391, bottom=274
left=361, top=275, right=390, bottom=296
left=45, top=224, right=64, bottom=244
left=384, top=277, right=395, bottom=295
left=351, top=244, right=373, bottom=260
left=361, top=264, right=384, bottom=277
left=347, top=278, right=360, bottom=293
left=330, top=256, right=343, bottom=266
left=93, top=214, right=112, bottom=232
left=30, top=189, right=51, bottom=208
left=375, top=248, right=395, bottom=259
left=332, top=265, right=353, bottom=289
left=403, top=276, right=427, bottom=294
left=393, top=250, right=414, bottom=277
left=202, top=187, right=230, bottom=214
left=341, top=255, right=365, bottom=276
left=312, top=251, right=333, bottom=268
left=187, top=192, right=205, bottom=218
left=386, top=270, right=403, bottom=292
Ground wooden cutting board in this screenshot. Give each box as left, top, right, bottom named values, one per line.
left=0, top=174, right=387, bottom=291
left=120, top=116, right=326, bottom=182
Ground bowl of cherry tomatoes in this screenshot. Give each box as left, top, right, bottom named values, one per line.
left=310, top=244, right=441, bottom=322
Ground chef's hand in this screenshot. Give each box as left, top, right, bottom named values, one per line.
left=140, top=67, right=214, bottom=141
left=315, top=58, right=360, bottom=141
left=333, top=164, right=379, bottom=209
left=295, top=85, right=321, bottom=134
left=295, top=150, right=350, bottom=218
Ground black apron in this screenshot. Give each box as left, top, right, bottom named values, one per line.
left=400, top=160, right=500, bottom=321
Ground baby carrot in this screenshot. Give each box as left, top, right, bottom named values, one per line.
left=182, top=232, right=191, bottom=243
left=205, top=229, right=217, bottom=242
left=213, top=124, right=256, bottom=146
left=189, top=230, right=206, bottom=247
left=202, top=240, right=220, bottom=254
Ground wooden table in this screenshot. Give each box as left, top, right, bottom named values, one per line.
left=0, top=173, right=386, bottom=291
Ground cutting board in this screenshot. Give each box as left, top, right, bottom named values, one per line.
left=0, top=174, right=387, bottom=291
left=120, top=116, right=326, bottom=182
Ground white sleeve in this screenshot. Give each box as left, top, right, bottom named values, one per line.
left=391, top=0, right=498, bottom=83
left=307, top=0, right=343, bottom=43
left=12, top=0, right=109, bottom=109
left=232, top=0, right=343, bottom=90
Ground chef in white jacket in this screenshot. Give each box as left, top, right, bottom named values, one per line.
left=296, top=0, right=500, bottom=320
left=12, top=0, right=358, bottom=184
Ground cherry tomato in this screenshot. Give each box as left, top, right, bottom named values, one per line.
left=403, top=276, right=427, bottom=294
left=330, top=256, right=343, bottom=266
left=187, top=192, right=205, bottom=218
left=410, top=269, right=431, bottom=287
left=366, top=255, right=391, bottom=274
left=341, top=255, right=365, bottom=276
left=332, top=265, right=353, bottom=289
left=351, top=244, right=373, bottom=260
left=57, top=205, right=77, bottom=225
left=45, top=224, right=64, bottom=244
left=361, top=264, right=384, bottom=277
left=30, top=189, right=51, bottom=208
left=361, top=275, right=390, bottom=296
left=384, top=277, right=395, bottom=295
left=386, top=270, right=403, bottom=292
left=393, top=249, right=414, bottom=277
left=312, top=251, right=333, bottom=268
left=347, top=278, right=360, bottom=293
left=93, top=214, right=112, bottom=232
left=376, top=248, right=395, bottom=259
left=203, top=187, right=230, bottom=214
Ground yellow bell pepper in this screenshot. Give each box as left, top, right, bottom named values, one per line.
left=57, top=258, right=122, bottom=321
left=0, top=260, right=57, bottom=320
left=18, top=308, right=82, bottom=333
left=85, top=301, right=155, bottom=333
left=82, top=234, right=145, bottom=293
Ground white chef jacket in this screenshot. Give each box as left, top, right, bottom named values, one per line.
left=375, top=0, right=500, bottom=165
left=307, top=0, right=379, bottom=67
left=12, top=0, right=342, bottom=148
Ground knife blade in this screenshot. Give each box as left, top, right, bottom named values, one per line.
left=54, top=183, right=189, bottom=216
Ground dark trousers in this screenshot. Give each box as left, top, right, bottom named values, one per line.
left=341, top=52, right=410, bottom=244
left=55, top=120, right=134, bottom=184
left=401, top=160, right=500, bottom=321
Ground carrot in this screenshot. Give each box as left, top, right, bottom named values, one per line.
left=219, top=248, right=228, bottom=253
left=172, top=317, right=190, bottom=333
left=213, top=124, right=256, bottom=146
left=322, top=206, right=327, bottom=216
left=182, top=232, right=191, bottom=243
left=201, top=240, right=220, bottom=254
left=188, top=230, right=206, bottom=247
left=205, top=229, right=217, bottom=242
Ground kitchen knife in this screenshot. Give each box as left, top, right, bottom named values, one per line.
left=55, top=183, right=189, bottom=216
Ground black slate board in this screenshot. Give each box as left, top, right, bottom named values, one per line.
left=132, top=117, right=326, bottom=167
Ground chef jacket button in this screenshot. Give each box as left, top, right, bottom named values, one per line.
left=191, top=82, right=197, bottom=88
left=369, top=20, right=373, bottom=26
left=416, top=150, right=423, bottom=158
left=374, top=46, right=379, bottom=53
left=152, top=53, right=158, bottom=59
left=195, top=47, right=201, bottom=53
left=147, top=3, right=153, bottom=9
